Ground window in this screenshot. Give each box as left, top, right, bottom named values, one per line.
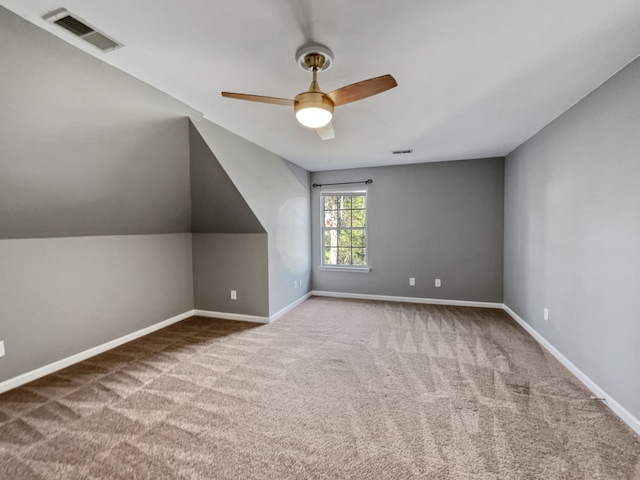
left=321, top=189, right=368, bottom=269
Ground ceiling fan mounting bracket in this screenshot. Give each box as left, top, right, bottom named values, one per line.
left=296, top=44, right=334, bottom=72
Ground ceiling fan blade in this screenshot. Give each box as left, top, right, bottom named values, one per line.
left=221, top=92, right=294, bottom=106
left=316, top=122, right=335, bottom=140
left=326, top=74, right=397, bottom=107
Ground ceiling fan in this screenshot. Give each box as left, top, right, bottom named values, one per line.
left=221, top=45, right=397, bottom=140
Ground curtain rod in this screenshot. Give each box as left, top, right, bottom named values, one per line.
left=312, top=179, right=372, bottom=188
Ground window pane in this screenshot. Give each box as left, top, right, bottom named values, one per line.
left=352, top=248, right=365, bottom=265
left=324, top=229, right=337, bottom=248
left=337, top=247, right=351, bottom=265
left=338, top=209, right=351, bottom=227
left=324, top=208, right=337, bottom=228
left=352, top=208, right=365, bottom=227
left=324, top=247, right=337, bottom=265
left=339, top=229, right=351, bottom=247
left=352, top=195, right=366, bottom=209
left=340, top=196, right=352, bottom=209
left=324, top=195, right=337, bottom=210
left=352, top=230, right=365, bottom=247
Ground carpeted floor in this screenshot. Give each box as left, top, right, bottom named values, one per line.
left=1, top=297, right=639, bottom=479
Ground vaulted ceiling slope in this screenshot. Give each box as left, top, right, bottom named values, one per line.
left=2, top=1, right=639, bottom=171
left=0, top=8, right=193, bottom=238
left=0, top=8, right=263, bottom=239
left=190, top=121, right=265, bottom=234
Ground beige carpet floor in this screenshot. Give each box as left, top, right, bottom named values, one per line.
left=1, top=297, right=639, bottom=479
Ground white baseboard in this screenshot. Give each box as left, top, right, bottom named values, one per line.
left=0, top=305, right=282, bottom=394
left=0, top=310, right=194, bottom=395
left=310, top=290, right=503, bottom=309
left=503, top=304, right=640, bottom=437
left=195, top=292, right=313, bottom=324
left=193, top=309, right=269, bottom=324
left=269, top=292, right=312, bottom=323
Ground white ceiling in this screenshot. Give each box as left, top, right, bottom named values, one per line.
left=3, top=0, right=640, bottom=171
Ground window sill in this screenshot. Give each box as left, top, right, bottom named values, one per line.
left=318, top=266, right=371, bottom=273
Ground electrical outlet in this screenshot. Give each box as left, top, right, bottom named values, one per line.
left=230, top=290, right=237, bottom=300
left=0, top=341, right=5, bottom=358
left=544, top=308, right=549, bottom=321
left=294, top=280, right=298, bottom=288
left=409, top=277, right=415, bottom=286
left=435, top=279, right=441, bottom=287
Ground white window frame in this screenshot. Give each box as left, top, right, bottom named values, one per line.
left=318, top=187, right=370, bottom=273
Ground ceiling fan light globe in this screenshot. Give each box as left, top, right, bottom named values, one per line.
left=296, top=107, right=333, bottom=128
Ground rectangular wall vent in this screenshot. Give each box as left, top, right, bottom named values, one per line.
left=43, top=8, right=122, bottom=53
left=392, top=149, right=413, bottom=155
left=54, top=15, right=94, bottom=36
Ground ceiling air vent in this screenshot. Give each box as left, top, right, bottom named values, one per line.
left=42, top=8, right=122, bottom=53
left=392, top=149, right=413, bottom=155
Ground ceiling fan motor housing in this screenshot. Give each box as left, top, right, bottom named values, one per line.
left=294, top=91, right=334, bottom=114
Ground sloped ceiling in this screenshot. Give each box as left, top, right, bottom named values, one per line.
left=0, top=9, right=193, bottom=238
left=0, top=9, right=271, bottom=239
left=2, top=1, right=640, bottom=171
left=189, top=121, right=265, bottom=234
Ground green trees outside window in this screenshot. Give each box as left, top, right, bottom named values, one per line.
left=321, top=192, right=367, bottom=266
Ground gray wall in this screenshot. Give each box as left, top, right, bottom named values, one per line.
left=189, top=123, right=270, bottom=317
left=192, top=121, right=312, bottom=316
left=189, top=93, right=312, bottom=320
left=0, top=7, right=312, bottom=388
left=0, top=234, right=193, bottom=381
left=0, top=8, right=194, bottom=239
left=504, top=57, right=640, bottom=420
left=311, top=158, right=504, bottom=302
left=0, top=8, right=195, bottom=383
left=193, top=234, right=269, bottom=317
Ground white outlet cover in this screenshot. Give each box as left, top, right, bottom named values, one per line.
left=544, top=308, right=549, bottom=321
left=231, top=290, right=237, bottom=300
left=0, top=340, right=5, bottom=358
left=435, top=279, right=441, bottom=287
left=409, top=277, right=415, bottom=286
